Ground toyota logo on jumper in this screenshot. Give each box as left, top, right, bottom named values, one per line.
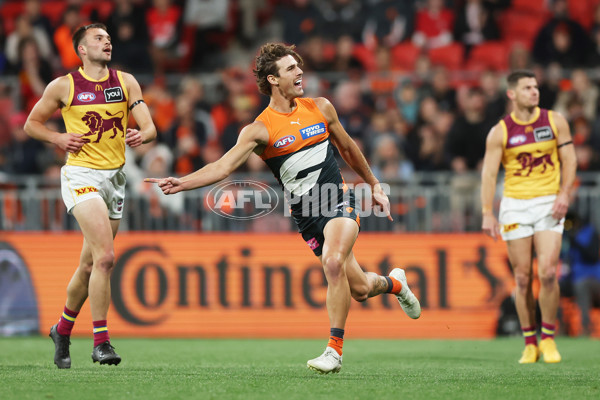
left=207, top=180, right=279, bottom=220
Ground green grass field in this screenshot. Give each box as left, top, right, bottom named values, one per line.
left=1, top=337, right=599, bottom=400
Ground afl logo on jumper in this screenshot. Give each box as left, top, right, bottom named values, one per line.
left=104, top=87, right=124, bottom=103
left=77, top=92, right=96, bottom=102
left=533, top=126, right=553, bottom=142
left=509, top=134, right=527, bottom=146
left=274, top=135, right=296, bottom=148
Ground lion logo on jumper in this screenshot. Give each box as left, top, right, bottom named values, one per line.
left=81, top=110, right=124, bottom=143
left=515, top=151, right=555, bottom=176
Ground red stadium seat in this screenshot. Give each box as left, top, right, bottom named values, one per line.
left=351, top=44, right=377, bottom=72
left=466, top=41, right=509, bottom=72
left=498, top=10, right=548, bottom=49
left=391, top=42, right=421, bottom=71
left=511, top=0, right=549, bottom=13
left=568, top=0, right=598, bottom=30
left=160, top=25, right=197, bottom=73
left=0, top=1, right=25, bottom=33
left=428, top=42, right=464, bottom=71
left=81, top=1, right=115, bottom=21
left=41, top=1, right=68, bottom=26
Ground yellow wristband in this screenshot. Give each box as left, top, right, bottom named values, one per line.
left=482, top=206, right=492, bottom=215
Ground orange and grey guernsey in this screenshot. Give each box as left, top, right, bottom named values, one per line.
left=500, top=107, right=560, bottom=199
left=256, top=98, right=346, bottom=231
left=62, top=68, right=129, bottom=169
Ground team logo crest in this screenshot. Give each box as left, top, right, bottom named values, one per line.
left=514, top=151, right=555, bottom=176
left=81, top=110, right=125, bottom=143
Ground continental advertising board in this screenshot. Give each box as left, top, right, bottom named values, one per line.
left=0, top=233, right=514, bottom=338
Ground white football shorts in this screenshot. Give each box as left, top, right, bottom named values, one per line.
left=60, top=165, right=126, bottom=219
left=498, top=194, right=564, bottom=241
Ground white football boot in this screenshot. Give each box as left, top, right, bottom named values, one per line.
left=307, top=347, right=342, bottom=374
left=389, top=268, right=422, bottom=319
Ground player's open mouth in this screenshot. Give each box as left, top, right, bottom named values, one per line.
left=294, top=78, right=302, bottom=87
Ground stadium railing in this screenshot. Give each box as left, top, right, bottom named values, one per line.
left=2, top=172, right=600, bottom=232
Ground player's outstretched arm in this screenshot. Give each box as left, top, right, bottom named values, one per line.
left=24, top=76, right=86, bottom=153
left=146, top=121, right=269, bottom=195
left=481, top=123, right=503, bottom=240
left=122, top=72, right=157, bottom=147
left=551, top=111, right=577, bottom=220
left=314, top=97, right=392, bottom=221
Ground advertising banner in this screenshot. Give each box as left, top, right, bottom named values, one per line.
left=1, top=233, right=514, bottom=338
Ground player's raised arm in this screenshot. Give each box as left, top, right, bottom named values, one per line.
left=551, top=111, right=577, bottom=220
left=122, top=72, right=156, bottom=147
left=24, top=76, right=86, bottom=153
left=314, top=96, right=392, bottom=221
left=146, top=120, right=269, bottom=195
left=481, top=123, right=504, bottom=240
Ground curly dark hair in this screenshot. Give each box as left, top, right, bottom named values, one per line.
left=253, top=43, right=303, bottom=96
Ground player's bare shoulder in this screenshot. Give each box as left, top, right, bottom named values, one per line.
left=487, top=121, right=505, bottom=144
left=43, top=75, right=72, bottom=107
left=240, top=120, right=270, bottom=153
left=313, top=97, right=334, bottom=115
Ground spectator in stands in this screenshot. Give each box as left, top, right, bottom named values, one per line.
left=413, top=53, right=432, bottom=86
left=314, top=0, right=366, bottom=41
left=220, top=95, right=256, bottom=154
left=480, top=69, right=506, bottom=121
left=24, top=0, right=55, bottom=44
left=330, top=35, right=364, bottom=77
left=0, top=18, right=8, bottom=74
left=394, top=79, right=420, bottom=126
left=564, top=211, right=600, bottom=336
left=532, top=0, right=591, bottom=69
left=164, top=94, right=209, bottom=175
left=16, top=37, right=53, bottom=113
left=138, top=143, right=185, bottom=228
left=454, top=0, right=500, bottom=58
left=445, top=86, right=494, bottom=172
left=5, top=14, right=53, bottom=68
left=554, top=69, right=599, bottom=123
left=446, top=87, right=496, bottom=229
left=411, top=122, right=449, bottom=171
left=275, top=0, right=322, bottom=46
left=144, top=81, right=177, bottom=137
left=146, top=0, right=183, bottom=75
left=508, top=42, right=532, bottom=71
left=333, top=80, right=370, bottom=146
left=104, top=0, right=151, bottom=73
left=0, top=83, right=12, bottom=151
left=370, top=133, right=414, bottom=181
left=535, top=63, right=562, bottom=110
left=362, top=0, right=414, bottom=49
left=178, top=76, right=216, bottom=141
left=412, top=0, right=454, bottom=50
left=419, top=65, right=457, bottom=112
left=53, top=6, right=85, bottom=71
left=300, top=35, right=333, bottom=72
left=453, top=0, right=500, bottom=57
left=570, top=116, right=600, bottom=171
left=3, top=112, right=45, bottom=175
left=184, top=0, right=230, bottom=71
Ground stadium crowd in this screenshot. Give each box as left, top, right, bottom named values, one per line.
left=1, top=0, right=600, bottom=185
